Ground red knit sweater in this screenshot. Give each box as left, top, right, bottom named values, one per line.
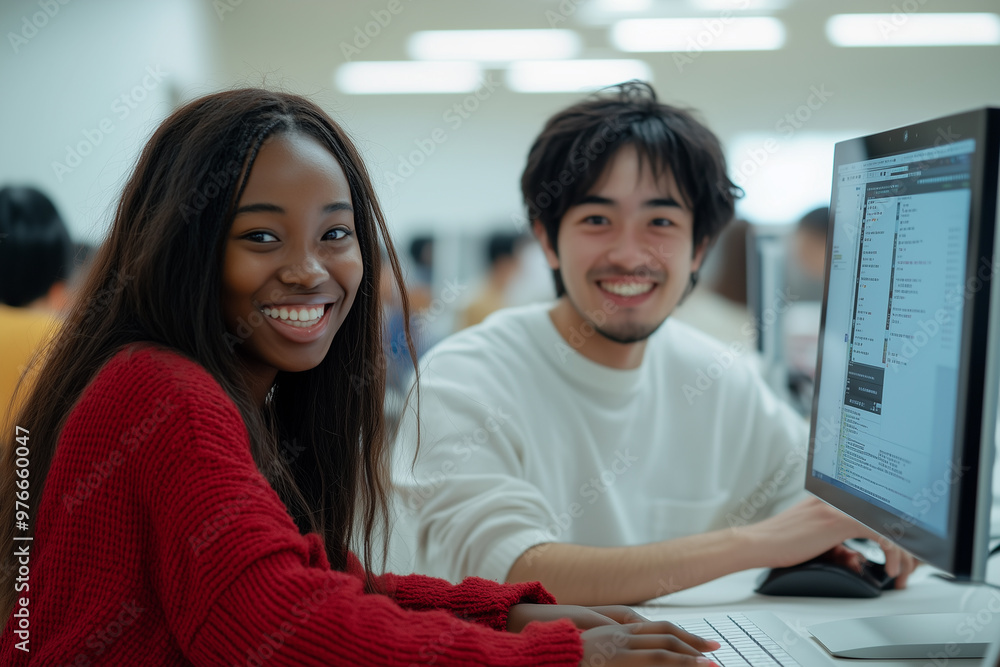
left=0, top=346, right=583, bottom=665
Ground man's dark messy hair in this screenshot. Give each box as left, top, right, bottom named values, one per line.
left=521, top=80, right=741, bottom=295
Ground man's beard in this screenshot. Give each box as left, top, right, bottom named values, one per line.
left=565, top=292, right=667, bottom=344
left=593, top=319, right=664, bottom=344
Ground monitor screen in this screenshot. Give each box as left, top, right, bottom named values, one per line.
left=806, top=108, right=1000, bottom=579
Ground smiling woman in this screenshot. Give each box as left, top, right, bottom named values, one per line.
left=222, top=132, right=364, bottom=404
left=0, top=88, right=719, bottom=666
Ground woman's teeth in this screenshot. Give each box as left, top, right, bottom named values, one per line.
left=600, top=282, right=653, bottom=297
left=262, top=305, right=324, bottom=327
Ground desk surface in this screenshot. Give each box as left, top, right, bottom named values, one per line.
left=633, top=563, right=999, bottom=666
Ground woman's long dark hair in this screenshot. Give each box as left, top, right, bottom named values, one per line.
left=0, top=89, right=416, bottom=621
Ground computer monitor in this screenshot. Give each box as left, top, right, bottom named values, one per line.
left=746, top=223, right=792, bottom=399
left=805, top=107, right=1000, bottom=658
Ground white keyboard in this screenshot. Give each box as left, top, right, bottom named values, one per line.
left=659, top=611, right=839, bottom=666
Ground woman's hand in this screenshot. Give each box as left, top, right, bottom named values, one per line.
left=580, top=622, right=720, bottom=666
left=506, top=605, right=720, bottom=666
left=507, top=604, right=649, bottom=632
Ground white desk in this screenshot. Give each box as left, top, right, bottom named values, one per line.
left=633, top=564, right=1000, bottom=666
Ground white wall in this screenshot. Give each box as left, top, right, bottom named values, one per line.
left=0, top=0, right=214, bottom=243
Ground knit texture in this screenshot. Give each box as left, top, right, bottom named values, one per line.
left=0, top=345, right=583, bottom=666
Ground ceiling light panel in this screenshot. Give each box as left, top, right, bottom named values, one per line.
left=826, top=13, right=1000, bottom=47
left=335, top=61, right=483, bottom=94
left=408, top=30, right=582, bottom=62
left=506, top=59, right=652, bottom=93
left=611, top=17, right=786, bottom=52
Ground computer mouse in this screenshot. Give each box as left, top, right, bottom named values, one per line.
left=755, top=557, right=896, bottom=598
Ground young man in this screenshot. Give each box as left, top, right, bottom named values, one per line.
left=392, top=82, right=915, bottom=605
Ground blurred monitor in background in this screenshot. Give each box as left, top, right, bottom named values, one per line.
left=0, top=185, right=73, bottom=431
left=789, top=205, right=830, bottom=302
left=458, top=230, right=530, bottom=329
left=673, top=218, right=758, bottom=351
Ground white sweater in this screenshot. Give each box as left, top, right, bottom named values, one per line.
left=391, top=302, right=809, bottom=583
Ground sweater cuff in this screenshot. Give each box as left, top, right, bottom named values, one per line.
left=490, top=579, right=558, bottom=632
left=453, top=576, right=558, bottom=631
left=517, top=618, right=584, bottom=666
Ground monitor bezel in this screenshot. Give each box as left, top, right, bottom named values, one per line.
left=805, top=107, right=1000, bottom=580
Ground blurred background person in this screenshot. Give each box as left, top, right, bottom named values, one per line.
left=458, top=230, right=530, bottom=329
left=0, top=185, right=73, bottom=431
left=783, top=206, right=831, bottom=412
left=673, top=219, right=757, bottom=351
left=407, top=234, right=435, bottom=312
left=380, top=249, right=424, bottom=433
left=674, top=210, right=831, bottom=415
left=788, top=206, right=830, bottom=302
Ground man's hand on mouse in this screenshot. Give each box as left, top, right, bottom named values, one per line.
left=863, top=535, right=919, bottom=589
left=739, top=497, right=919, bottom=586
left=821, top=543, right=916, bottom=588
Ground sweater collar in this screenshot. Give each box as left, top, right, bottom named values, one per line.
left=529, top=302, right=644, bottom=395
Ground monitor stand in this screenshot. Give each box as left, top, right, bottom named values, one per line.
left=810, top=612, right=1000, bottom=659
